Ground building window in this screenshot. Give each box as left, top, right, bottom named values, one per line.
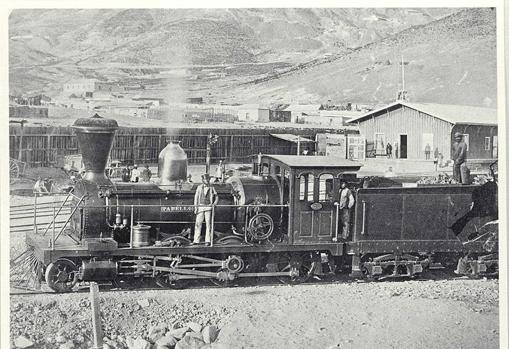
left=484, top=137, right=491, bottom=151
left=374, top=133, right=386, bottom=155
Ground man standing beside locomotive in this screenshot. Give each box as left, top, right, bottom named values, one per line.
left=452, top=132, right=468, bottom=183
left=193, top=173, right=219, bottom=245
left=336, top=181, right=355, bottom=241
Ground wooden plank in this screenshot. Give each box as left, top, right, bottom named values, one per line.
left=89, top=282, right=104, bottom=349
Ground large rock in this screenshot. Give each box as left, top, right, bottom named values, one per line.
left=55, top=335, right=66, bottom=344
left=167, top=326, right=190, bottom=340
left=187, top=322, right=202, bottom=333
left=137, top=299, right=150, bottom=308
left=185, top=332, right=204, bottom=341
left=127, top=337, right=152, bottom=349
left=175, top=335, right=205, bottom=349
left=201, top=326, right=218, bottom=344
left=149, top=324, right=168, bottom=343
left=155, top=334, right=178, bottom=348
left=59, top=341, right=75, bottom=349
left=13, top=336, right=34, bottom=348
left=200, top=343, right=227, bottom=349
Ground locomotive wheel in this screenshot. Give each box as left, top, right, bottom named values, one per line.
left=210, top=272, right=232, bottom=287
left=45, top=259, right=78, bottom=293
left=276, top=253, right=315, bottom=284
left=155, top=272, right=185, bottom=289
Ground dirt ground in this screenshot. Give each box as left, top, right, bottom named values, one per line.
left=10, top=278, right=498, bottom=349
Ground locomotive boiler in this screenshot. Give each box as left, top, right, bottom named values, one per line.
left=23, top=114, right=498, bottom=293
left=69, top=115, right=282, bottom=249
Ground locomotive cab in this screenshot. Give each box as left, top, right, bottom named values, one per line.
left=257, top=155, right=362, bottom=244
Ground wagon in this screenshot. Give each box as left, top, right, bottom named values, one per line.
left=9, top=158, right=27, bottom=183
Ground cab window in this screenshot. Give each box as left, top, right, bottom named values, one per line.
left=319, top=174, right=334, bottom=202
left=299, top=173, right=315, bottom=202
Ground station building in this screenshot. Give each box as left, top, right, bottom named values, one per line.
left=347, top=101, right=498, bottom=160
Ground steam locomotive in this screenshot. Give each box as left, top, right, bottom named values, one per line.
left=25, top=115, right=498, bottom=292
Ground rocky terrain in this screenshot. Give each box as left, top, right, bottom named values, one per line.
left=10, top=277, right=499, bottom=349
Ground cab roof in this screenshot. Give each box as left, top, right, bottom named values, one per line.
left=262, top=154, right=362, bottom=170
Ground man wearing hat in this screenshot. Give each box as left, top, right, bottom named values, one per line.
left=452, top=132, right=468, bottom=183
left=193, top=173, right=219, bottom=245
left=130, top=164, right=140, bottom=183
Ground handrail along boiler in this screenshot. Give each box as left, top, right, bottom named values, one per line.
left=25, top=114, right=498, bottom=292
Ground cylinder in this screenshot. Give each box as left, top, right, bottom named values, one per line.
left=132, top=224, right=151, bottom=247
left=81, top=260, right=118, bottom=281
left=158, top=141, right=188, bottom=185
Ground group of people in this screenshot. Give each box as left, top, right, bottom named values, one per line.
left=120, top=164, right=152, bottom=183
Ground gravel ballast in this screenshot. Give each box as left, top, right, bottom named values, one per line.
left=10, top=278, right=498, bottom=349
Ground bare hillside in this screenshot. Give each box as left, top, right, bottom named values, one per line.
left=9, top=8, right=455, bottom=97
left=218, top=8, right=497, bottom=107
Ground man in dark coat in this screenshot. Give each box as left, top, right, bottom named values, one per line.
left=452, top=132, right=468, bottom=183
left=386, top=142, right=392, bottom=158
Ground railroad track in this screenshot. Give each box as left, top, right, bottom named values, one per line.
left=11, top=268, right=473, bottom=297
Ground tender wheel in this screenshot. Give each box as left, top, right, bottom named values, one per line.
left=10, top=160, right=20, bottom=182
left=276, top=253, right=316, bottom=284
left=45, top=259, right=78, bottom=293
left=247, top=213, right=274, bottom=241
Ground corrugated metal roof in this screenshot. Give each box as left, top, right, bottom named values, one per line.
left=347, top=101, right=498, bottom=125
left=270, top=134, right=315, bottom=143
left=263, top=154, right=363, bottom=169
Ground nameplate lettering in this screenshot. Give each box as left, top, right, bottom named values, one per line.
left=161, top=206, right=193, bottom=212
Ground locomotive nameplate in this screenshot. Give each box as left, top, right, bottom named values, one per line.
left=161, top=206, right=194, bottom=212
left=310, top=202, right=323, bottom=210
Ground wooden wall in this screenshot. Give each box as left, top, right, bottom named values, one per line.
left=357, top=105, right=452, bottom=159
left=451, top=124, right=498, bottom=159
left=9, top=126, right=354, bottom=167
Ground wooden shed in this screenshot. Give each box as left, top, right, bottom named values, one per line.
left=347, top=101, right=498, bottom=160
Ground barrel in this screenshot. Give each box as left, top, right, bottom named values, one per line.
left=132, top=224, right=151, bottom=247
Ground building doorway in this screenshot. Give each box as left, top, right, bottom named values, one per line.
left=399, top=134, right=407, bottom=159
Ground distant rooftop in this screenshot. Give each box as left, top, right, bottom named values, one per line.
left=348, top=101, right=498, bottom=125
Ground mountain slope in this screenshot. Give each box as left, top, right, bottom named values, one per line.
left=9, top=8, right=455, bottom=95
left=216, top=8, right=497, bottom=107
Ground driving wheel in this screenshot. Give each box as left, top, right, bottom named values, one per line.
left=155, top=272, right=185, bottom=289
left=276, top=253, right=316, bottom=284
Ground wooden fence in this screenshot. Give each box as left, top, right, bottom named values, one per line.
left=9, top=126, right=356, bottom=167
